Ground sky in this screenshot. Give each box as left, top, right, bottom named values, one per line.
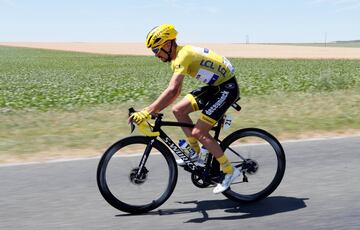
left=0, top=0, right=359, bottom=43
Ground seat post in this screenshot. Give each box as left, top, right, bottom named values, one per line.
left=212, top=120, right=222, bottom=141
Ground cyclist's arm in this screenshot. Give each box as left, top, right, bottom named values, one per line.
left=145, top=73, right=184, bottom=113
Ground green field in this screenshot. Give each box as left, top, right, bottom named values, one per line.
left=1, top=46, right=360, bottom=162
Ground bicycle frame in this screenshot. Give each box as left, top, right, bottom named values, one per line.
left=98, top=103, right=285, bottom=214
left=134, top=111, right=223, bottom=178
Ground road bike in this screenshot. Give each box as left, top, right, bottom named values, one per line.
left=97, top=102, right=286, bottom=214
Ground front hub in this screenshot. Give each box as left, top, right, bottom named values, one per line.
left=129, top=167, right=148, bottom=185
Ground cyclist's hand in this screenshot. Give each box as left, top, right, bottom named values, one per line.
left=129, top=109, right=151, bottom=125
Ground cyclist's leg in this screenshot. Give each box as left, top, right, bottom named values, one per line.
left=195, top=77, right=238, bottom=159
left=172, top=85, right=214, bottom=153
left=191, top=120, right=224, bottom=158
left=172, top=97, right=201, bottom=153
left=192, top=118, right=234, bottom=174
left=172, top=97, right=195, bottom=138
left=191, top=77, right=240, bottom=193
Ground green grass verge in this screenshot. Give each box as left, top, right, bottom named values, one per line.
left=1, top=89, right=359, bottom=162
left=1, top=46, right=359, bottom=162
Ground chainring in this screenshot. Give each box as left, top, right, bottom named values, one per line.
left=191, top=173, right=211, bottom=188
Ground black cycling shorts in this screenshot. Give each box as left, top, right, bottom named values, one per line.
left=185, top=77, right=240, bottom=126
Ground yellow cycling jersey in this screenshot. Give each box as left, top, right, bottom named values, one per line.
left=171, top=45, right=235, bottom=86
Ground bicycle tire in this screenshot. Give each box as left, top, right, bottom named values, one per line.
left=97, top=136, right=178, bottom=214
left=220, top=128, right=286, bottom=202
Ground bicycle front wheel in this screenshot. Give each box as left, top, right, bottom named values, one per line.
left=220, top=128, right=286, bottom=202
left=97, top=136, right=178, bottom=214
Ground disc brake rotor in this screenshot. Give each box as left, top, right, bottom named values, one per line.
left=242, top=159, right=258, bottom=175
left=129, top=167, right=148, bottom=185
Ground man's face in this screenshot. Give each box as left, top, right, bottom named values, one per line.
left=153, top=41, right=171, bottom=62
left=155, top=50, right=169, bottom=62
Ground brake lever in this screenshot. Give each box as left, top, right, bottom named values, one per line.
left=128, top=107, right=136, bottom=133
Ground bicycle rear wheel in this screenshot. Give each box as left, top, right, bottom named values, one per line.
left=220, top=128, right=286, bottom=202
left=97, top=136, right=178, bottom=214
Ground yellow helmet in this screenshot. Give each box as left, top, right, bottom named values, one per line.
left=145, top=24, right=178, bottom=49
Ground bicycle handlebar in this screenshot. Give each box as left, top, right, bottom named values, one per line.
left=128, top=107, right=160, bottom=136
left=128, top=108, right=136, bottom=133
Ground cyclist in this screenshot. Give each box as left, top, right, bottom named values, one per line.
left=129, top=24, right=240, bottom=194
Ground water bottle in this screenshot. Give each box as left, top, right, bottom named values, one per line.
left=178, top=139, right=196, bottom=157
left=198, top=146, right=209, bottom=166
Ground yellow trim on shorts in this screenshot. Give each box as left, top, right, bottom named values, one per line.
left=199, top=114, right=217, bottom=126
left=185, top=94, right=199, bottom=111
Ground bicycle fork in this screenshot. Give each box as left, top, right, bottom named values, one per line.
left=136, top=138, right=155, bottom=178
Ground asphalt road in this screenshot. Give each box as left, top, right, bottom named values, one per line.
left=1, top=136, right=359, bottom=230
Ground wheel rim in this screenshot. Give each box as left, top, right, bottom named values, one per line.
left=222, top=130, right=285, bottom=201
left=97, top=137, right=177, bottom=211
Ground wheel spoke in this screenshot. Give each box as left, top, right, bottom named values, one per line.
left=225, top=146, right=247, bottom=160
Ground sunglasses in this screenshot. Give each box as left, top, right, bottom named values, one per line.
left=152, top=47, right=161, bottom=55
